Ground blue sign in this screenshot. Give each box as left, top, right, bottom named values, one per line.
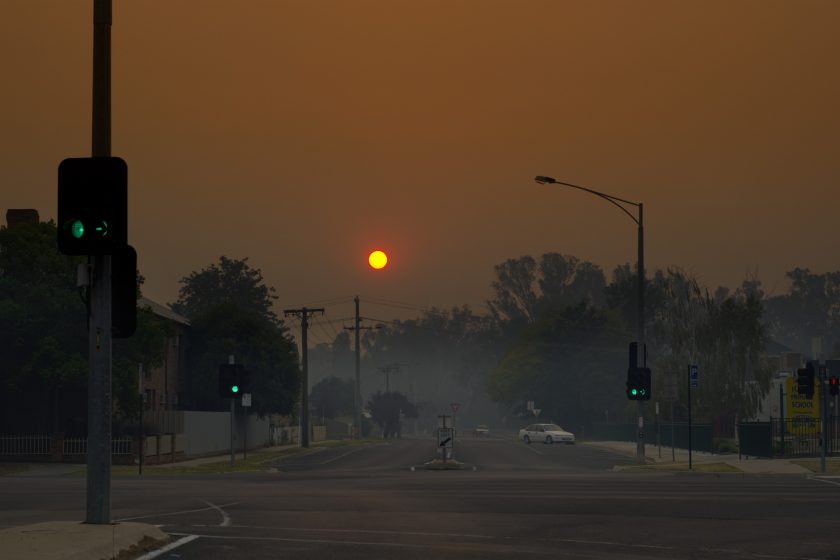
left=689, top=365, right=699, bottom=388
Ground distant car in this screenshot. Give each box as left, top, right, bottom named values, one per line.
left=474, top=424, right=490, bottom=436
left=519, top=423, right=575, bottom=445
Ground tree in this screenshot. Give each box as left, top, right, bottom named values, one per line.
left=367, top=391, right=417, bottom=438
left=173, top=258, right=300, bottom=416
left=310, top=376, right=355, bottom=420
left=171, top=256, right=278, bottom=321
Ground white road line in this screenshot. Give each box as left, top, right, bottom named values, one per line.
left=116, top=500, right=244, bottom=522
left=225, top=525, right=494, bottom=540
left=318, top=445, right=368, bottom=465
left=203, top=500, right=232, bottom=527
left=133, top=534, right=200, bottom=559
left=523, top=444, right=543, bottom=455
left=809, top=476, right=840, bottom=487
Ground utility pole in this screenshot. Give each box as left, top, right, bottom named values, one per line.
left=379, top=363, right=407, bottom=393
left=87, top=0, right=113, bottom=524
left=343, top=297, right=378, bottom=439
left=284, top=307, right=324, bottom=448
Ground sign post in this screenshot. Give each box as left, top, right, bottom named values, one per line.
left=242, top=393, right=252, bottom=460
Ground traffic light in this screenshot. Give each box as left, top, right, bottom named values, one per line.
left=830, top=376, right=839, bottom=396
left=57, top=157, right=127, bottom=255
left=626, top=367, right=651, bottom=400
left=111, top=245, right=137, bottom=338
left=796, top=364, right=815, bottom=398
left=218, top=364, right=249, bottom=399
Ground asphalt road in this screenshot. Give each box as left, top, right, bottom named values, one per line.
left=2, top=435, right=839, bottom=560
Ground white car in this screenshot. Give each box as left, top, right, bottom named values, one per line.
left=519, top=423, right=575, bottom=445
left=474, top=424, right=490, bottom=436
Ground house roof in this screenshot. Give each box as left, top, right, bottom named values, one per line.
left=139, top=297, right=190, bottom=326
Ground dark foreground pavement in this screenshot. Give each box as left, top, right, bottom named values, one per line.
left=2, top=436, right=839, bottom=559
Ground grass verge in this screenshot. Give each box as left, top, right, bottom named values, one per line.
left=790, top=459, right=840, bottom=475
left=619, top=462, right=742, bottom=473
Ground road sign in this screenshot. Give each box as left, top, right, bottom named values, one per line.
left=242, top=393, right=252, bottom=407
left=533, top=408, right=542, bottom=417
left=689, top=365, right=699, bottom=388
left=527, top=400, right=534, bottom=411
left=437, top=427, right=454, bottom=448
left=450, top=402, right=460, bottom=414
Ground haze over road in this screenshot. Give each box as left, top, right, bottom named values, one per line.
left=1, top=436, right=837, bottom=560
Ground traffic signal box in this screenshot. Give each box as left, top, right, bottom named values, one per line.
left=58, top=157, right=136, bottom=338
left=830, top=376, right=839, bottom=396
left=796, top=363, right=815, bottom=399
left=58, top=157, right=127, bottom=255
left=218, top=364, right=250, bottom=399
left=626, top=367, right=651, bottom=401
left=111, top=245, right=137, bottom=338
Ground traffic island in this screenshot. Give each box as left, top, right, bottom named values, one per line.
left=421, top=458, right=466, bottom=470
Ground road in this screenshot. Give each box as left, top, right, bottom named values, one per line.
left=1, top=435, right=839, bottom=559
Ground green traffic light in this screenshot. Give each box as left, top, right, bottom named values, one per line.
left=231, top=385, right=239, bottom=393
left=71, top=220, right=84, bottom=239
left=631, top=388, right=638, bottom=396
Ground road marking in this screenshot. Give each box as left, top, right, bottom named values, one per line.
left=523, top=443, right=543, bottom=455
left=809, top=476, right=840, bottom=487
left=318, top=445, right=368, bottom=465
left=225, top=525, right=495, bottom=540
left=133, top=534, right=199, bottom=559
left=116, top=501, right=244, bottom=522
left=203, top=500, right=232, bottom=527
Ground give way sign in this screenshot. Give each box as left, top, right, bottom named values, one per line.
left=450, top=402, right=460, bottom=414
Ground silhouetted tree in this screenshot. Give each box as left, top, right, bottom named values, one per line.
left=310, top=376, right=354, bottom=419
left=367, top=391, right=417, bottom=438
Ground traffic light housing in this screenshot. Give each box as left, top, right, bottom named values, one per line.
left=112, top=244, right=137, bottom=338
left=626, top=367, right=651, bottom=400
left=218, top=364, right=249, bottom=399
left=830, top=376, right=839, bottom=396
left=57, top=157, right=127, bottom=255
left=796, top=364, right=815, bottom=399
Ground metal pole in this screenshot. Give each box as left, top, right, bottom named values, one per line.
left=636, top=203, right=646, bottom=464
left=354, top=296, right=361, bottom=439
left=656, top=401, right=661, bottom=459
left=687, top=365, right=692, bottom=470
left=138, top=363, right=143, bottom=476
left=229, top=355, right=235, bottom=467
left=86, top=0, right=113, bottom=525
left=671, top=400, right=675, bottom=462
left=820, top=365, right=826, bottom=473
left=779, top=382, right=785, bottom=457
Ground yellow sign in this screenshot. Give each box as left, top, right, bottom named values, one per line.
left=785, top=377, right=820, bottom=434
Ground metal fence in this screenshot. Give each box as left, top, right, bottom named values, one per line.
left=0, top=435, right=52, bottom=455
left=0, top=435, right=135, bottom=457
left=770, top=416, right=840, bottom=458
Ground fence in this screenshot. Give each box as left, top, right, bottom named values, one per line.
left=0, top=435, right=51, bottom=455
left=769, top=416, right=840, bottom=458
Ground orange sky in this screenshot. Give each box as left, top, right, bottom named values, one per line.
left=2, top=1, right=839, bottom=331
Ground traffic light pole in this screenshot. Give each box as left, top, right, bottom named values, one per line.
left=820, top=365, right=826, bottom=474
left=87, top=0, right=113, bottom=525
left=354, top=297, right=361, bottom=439
left=229, top=355, right=235, bottom=468
left=636, top=203, right=646, bottom=465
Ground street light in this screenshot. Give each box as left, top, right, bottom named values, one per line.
left=534, top=175, right=646, bottom=464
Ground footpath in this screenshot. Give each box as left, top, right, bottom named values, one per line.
left=0, top=441, right=352, bottom=559
left=582, top=440, right=827, bottom=474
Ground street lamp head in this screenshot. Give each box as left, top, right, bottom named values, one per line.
left=534, top=176, right=557, bottom=184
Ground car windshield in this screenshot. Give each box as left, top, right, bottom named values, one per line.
left=2, top=3, right=837, bottom=559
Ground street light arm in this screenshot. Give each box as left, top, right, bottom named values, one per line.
left=534, top=176, right=640, bottom=225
